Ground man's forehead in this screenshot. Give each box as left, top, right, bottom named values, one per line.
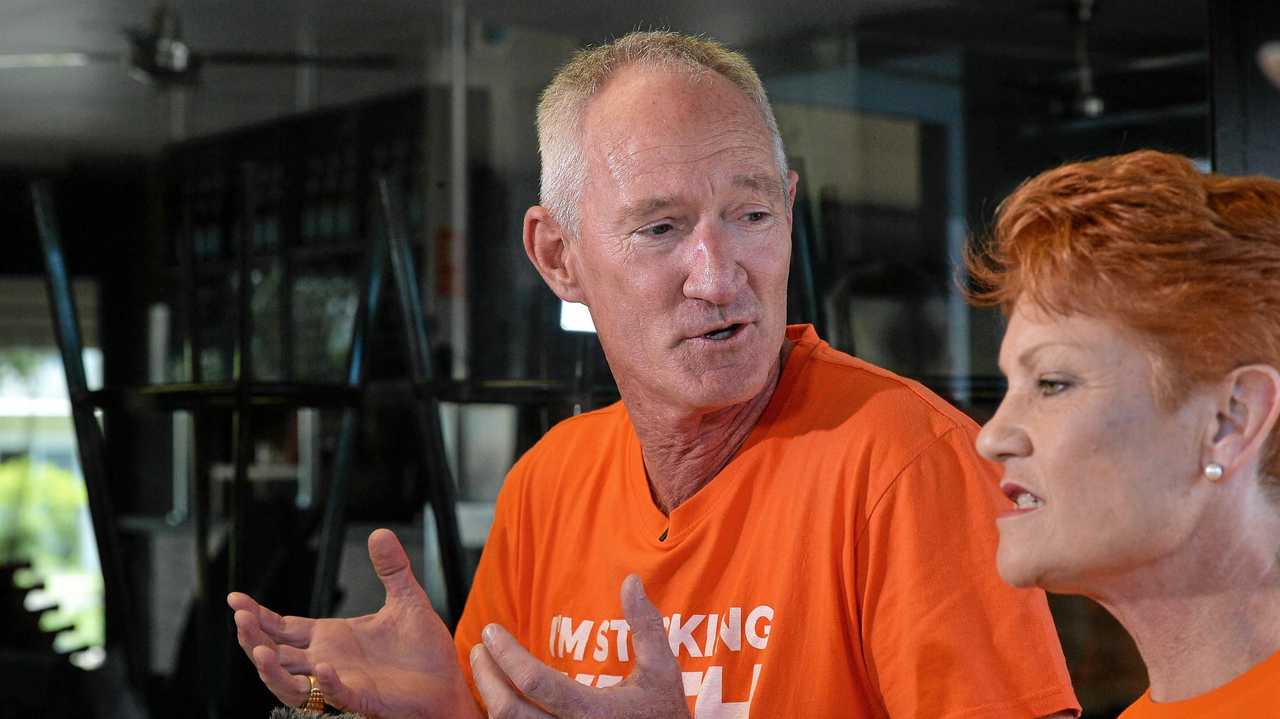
left=589, top=102, right=774, bottom=178
left=596, top=143, right=782, bottom=216
left=599, top=129, right=775, bottom=177
left=575, top=64, right=780, bottom=205
left=583, top=64, right=766, bottom=148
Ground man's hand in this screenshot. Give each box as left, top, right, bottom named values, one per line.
left=228, top=528, right=480, bottom=719
left=470, top=575, right=690, bottom=719
left=1260, top=41, right=1280, bottom=89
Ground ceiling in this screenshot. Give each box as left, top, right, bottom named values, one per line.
left=0, top=0, right=1208, bottom=167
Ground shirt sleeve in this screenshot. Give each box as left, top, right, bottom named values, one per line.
left=856, top=426, right=1081, bottom=719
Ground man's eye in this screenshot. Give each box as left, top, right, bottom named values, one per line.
left=745, top=211, right=769, bottom=223
left=1038, top=379, right=1070, bottom=396
left=644, top=223, right=674, bottom=236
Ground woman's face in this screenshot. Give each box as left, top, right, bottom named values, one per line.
left=977, top=301, right=1214, bottom=594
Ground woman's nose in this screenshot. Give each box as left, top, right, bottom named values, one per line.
left=976, top=400, right=1032, bottom=463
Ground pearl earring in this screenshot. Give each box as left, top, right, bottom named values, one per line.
left=1203, top=462, right=1224, bottom=481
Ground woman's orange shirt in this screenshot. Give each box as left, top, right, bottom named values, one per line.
left=1119, top=649, right=1280, bottom=718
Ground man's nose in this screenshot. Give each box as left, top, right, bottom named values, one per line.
left=682, top=222, right=744, bottom=305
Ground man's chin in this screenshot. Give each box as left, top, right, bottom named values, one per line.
left=680, top=382, right=750, bottom=408
left=671, top=369, right=771, bottom=412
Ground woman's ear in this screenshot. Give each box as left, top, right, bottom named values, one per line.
left=1207, top=364, right=1280, bottom=478
left=523, top=205, right=586, bottom=304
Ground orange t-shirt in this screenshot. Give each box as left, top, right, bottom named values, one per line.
left=455, top=325, right=1080, bottom=718
left=1119, top=650, right=1280, bottom=718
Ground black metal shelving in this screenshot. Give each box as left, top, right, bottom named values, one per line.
left=34, top=168, right=467, bottom=718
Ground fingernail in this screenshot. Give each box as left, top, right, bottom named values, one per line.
left=482, top=624, right=498, bottom=645
left=469, top=644, right=482, bottom=666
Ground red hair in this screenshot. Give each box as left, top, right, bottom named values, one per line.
left=966, top=149, right=1280, bottom=478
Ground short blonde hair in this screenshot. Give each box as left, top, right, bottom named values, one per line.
left=536, top=31, right=788, bottom=236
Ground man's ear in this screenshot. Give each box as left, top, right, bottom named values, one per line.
left=784, top=170, right=799, bottom=226
left=523, top=205, right=586, bottom=304
left=1206, top=364, right=1280, bottom=479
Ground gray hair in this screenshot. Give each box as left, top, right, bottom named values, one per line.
left=536, top=31, right=789, bottom=237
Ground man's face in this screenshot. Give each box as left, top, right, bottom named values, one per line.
left=568, top=64, right=797, bottom=414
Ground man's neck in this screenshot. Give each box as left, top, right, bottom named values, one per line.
left=624, top=341, right=792, bottom=515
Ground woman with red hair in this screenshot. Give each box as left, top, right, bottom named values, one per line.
left=968, top=149, right=1280, bottom=717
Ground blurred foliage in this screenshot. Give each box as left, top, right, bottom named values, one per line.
left=0, top=457, right=86, bottom=566
left=0, top=349, right=42, bottom=386
left=0, top=456, right=104, bottom=649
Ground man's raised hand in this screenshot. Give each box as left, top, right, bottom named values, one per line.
left=470, top=575, right=690, bottom=719
left=227, top=528, right=480, bottom=719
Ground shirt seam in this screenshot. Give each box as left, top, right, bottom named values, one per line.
left=513, top=455, right=530, bottom=641
left=852, top=424, right=967, bottom=551
left=938, top=684, right=1081, bottom=719
left=848, top=424, right=968, bottom=719
left=808, top=347, right=970, bottom=436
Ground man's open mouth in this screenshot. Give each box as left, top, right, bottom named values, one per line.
left=702, top=323, right=744, bottom=340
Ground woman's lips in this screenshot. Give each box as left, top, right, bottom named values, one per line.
left=998, top=482, right=1044, bottom=519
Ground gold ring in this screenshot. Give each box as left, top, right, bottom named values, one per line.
left=301, top=674, right=325, bottom=712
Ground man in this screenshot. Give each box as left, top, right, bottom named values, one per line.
left=230, top=31, right=1081, bottom=718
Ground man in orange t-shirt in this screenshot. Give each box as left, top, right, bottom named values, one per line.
left=454, top=325, right=1079, bottom=717
left=229, top=31, right=1080, bottom=718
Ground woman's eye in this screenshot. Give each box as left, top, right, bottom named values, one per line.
left=1037, top=379, right=1070, bottom=396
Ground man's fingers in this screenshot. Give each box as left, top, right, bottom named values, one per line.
left=231, top=592, right=313, bottom=647
left=257, top=605, right=315, bottom=646
left=471, top=644, right=556, bottom=719
left=368, top=528, right=427, bottom=605
left=479, top=624, right=583, bottom=717
left=227, top=591, right=257, bottom=613
left=251, top=645, right=311, bottom=707
left=315, top=662, right=365, bottom=715
left=228, top=593, right=277, bottom=648
left=1260, top=41, right=1280, bottom=90
left=272, top=644, right=312, bottom=673
left=234, top=609, right=275, bottom=656
left=620, top=575, right=680, bottom=682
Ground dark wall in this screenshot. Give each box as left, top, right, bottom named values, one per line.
left=1210, top=0, right=1280, bottom=176
left=963, top=50, right=1210, bottom=234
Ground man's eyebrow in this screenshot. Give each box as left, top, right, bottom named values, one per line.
left=618, top=195, right=678, bottom=223
left=617, top=174, right=783, bottom=223
left=732, top=173, right=785, bottom=198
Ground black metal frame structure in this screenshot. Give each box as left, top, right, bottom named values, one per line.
left=34, top=173, right=468, bottom=718
left=31, top=180, right=149, bottom=710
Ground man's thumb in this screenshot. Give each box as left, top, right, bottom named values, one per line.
left=368, top=528, right=424, bottom=604
left=620, top=575, right=678, bottom=680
